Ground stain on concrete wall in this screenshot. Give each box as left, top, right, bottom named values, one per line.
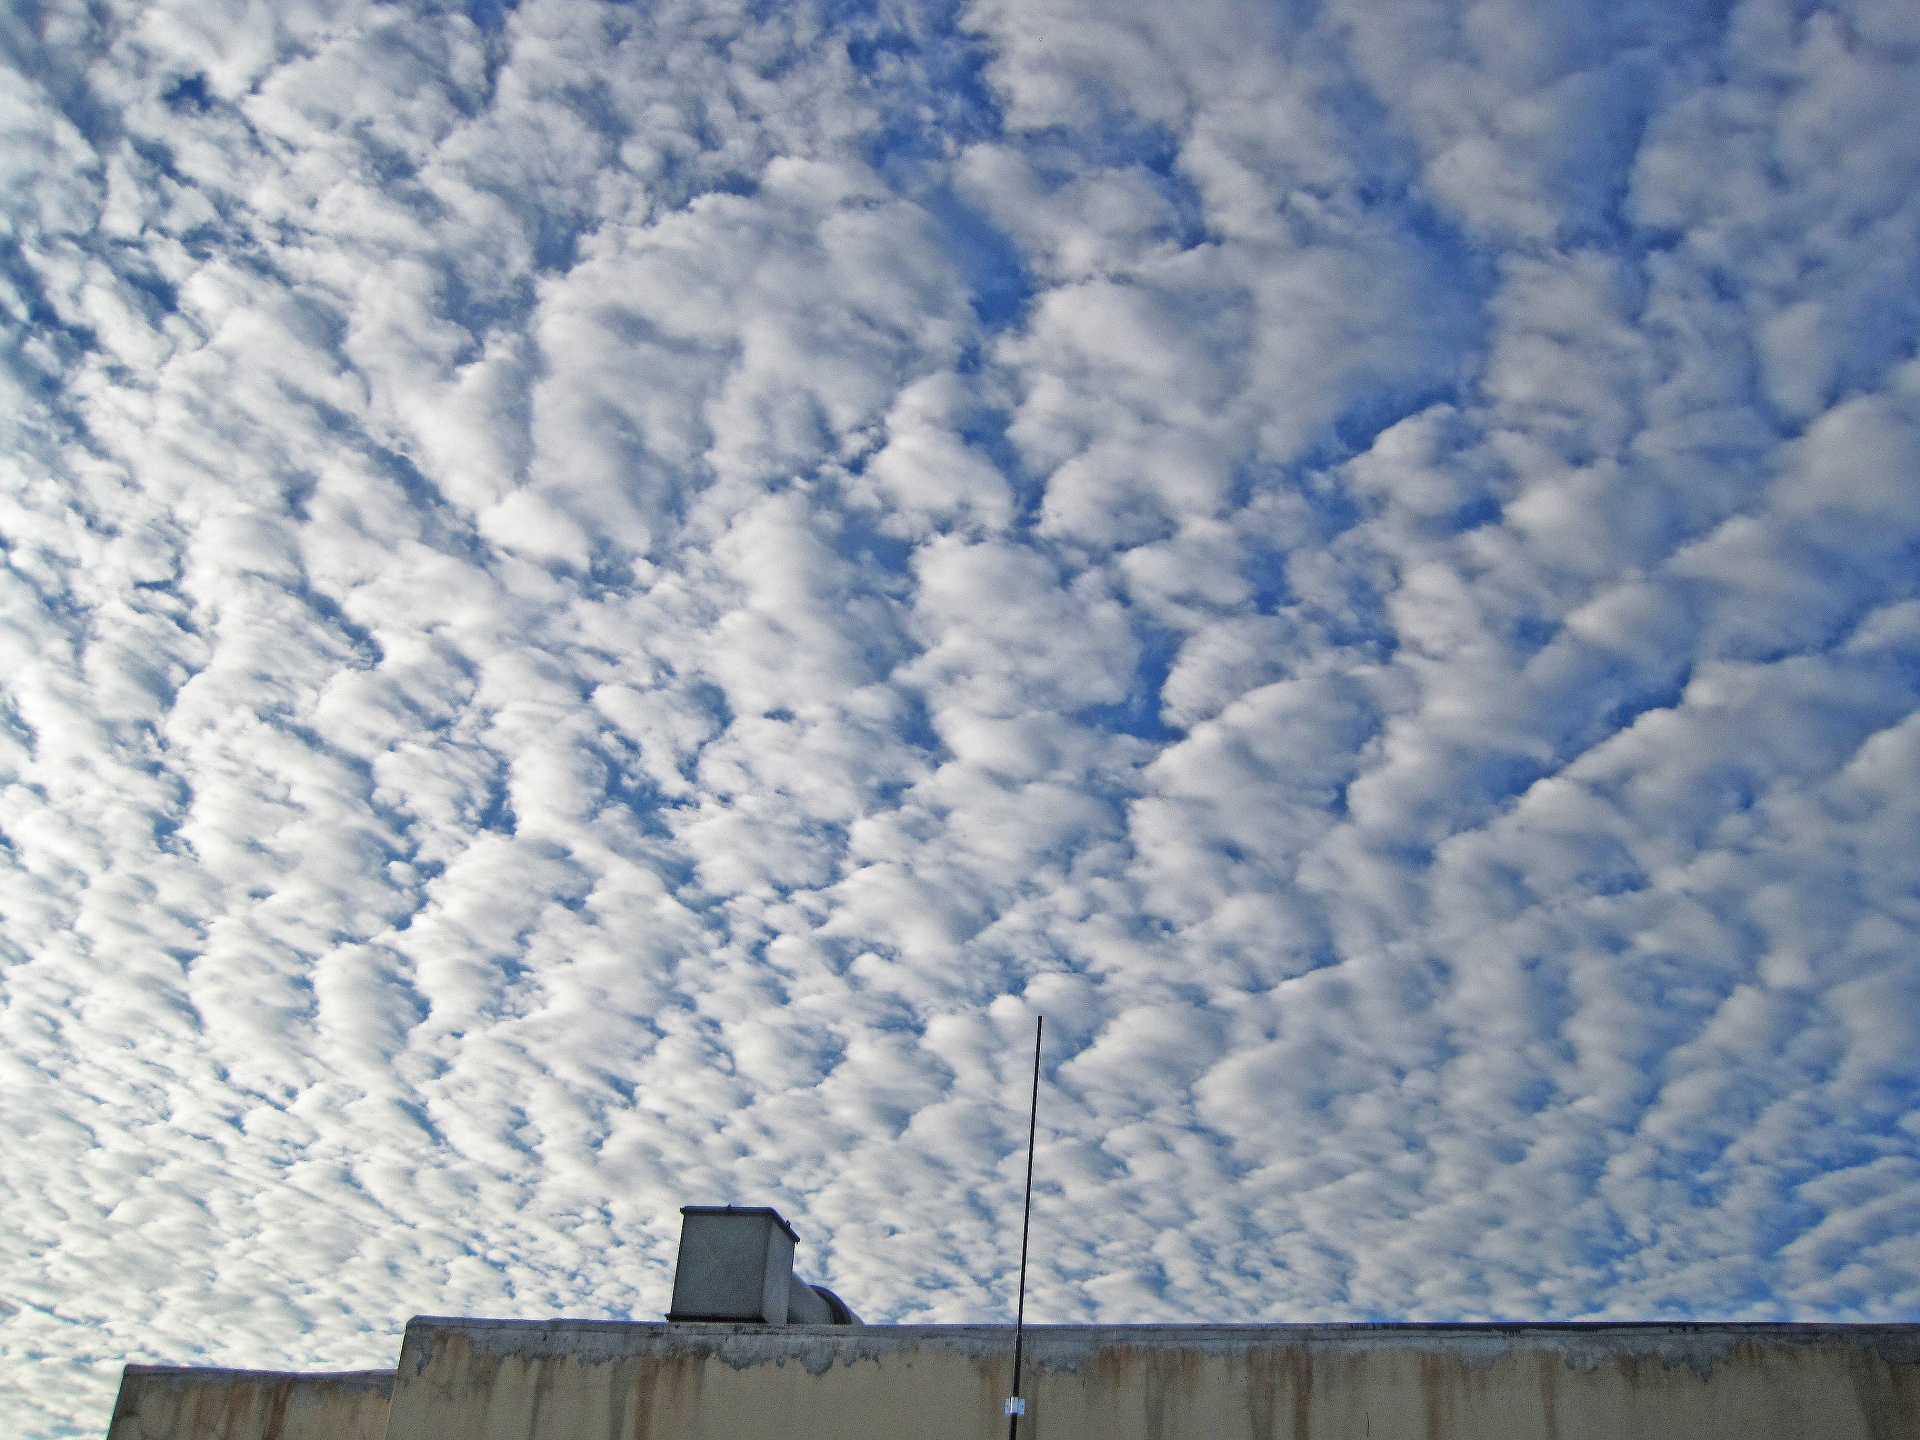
left=381, top=1319, right=1920, bottom=1440
left=105, top=1365, right=392, bottom=1440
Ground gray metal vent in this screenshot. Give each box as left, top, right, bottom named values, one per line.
left=667, top=1206, right=861, bottom=1326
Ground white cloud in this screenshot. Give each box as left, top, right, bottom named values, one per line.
left=2, top=0, right=1918, bottom=1435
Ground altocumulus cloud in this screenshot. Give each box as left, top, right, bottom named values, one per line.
left=3, top=0, right=1919, bottom=1432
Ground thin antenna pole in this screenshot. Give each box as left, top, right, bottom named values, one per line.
left=1008, top=1015, right=1043, bottom=1440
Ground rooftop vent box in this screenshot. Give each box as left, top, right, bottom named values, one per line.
left=670, top=1206, right=795, bottom=1324
left=668, top=1205, right=859, bottom=1326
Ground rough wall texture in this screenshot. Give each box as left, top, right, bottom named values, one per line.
left=384, top=1319, right=1920, bottom=1440
left=105, top=1366, right=392, bottom=1440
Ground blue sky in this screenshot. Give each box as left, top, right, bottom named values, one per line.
left=3, top=0, right=1919, bottom=1433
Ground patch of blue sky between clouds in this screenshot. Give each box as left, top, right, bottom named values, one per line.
left=2, top=0, right=1920, bottom=1435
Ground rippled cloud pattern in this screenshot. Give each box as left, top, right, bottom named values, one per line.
left=3, top=0, right=1919, bottom=1433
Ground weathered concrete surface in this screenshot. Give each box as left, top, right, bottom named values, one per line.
left=105, top=1365, right=392, bottom=1440
left=384, top=1317, right=1920, bottom=1440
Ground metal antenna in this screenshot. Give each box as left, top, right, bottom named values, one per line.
left=1006, top=1015, right=1043, bottom=1440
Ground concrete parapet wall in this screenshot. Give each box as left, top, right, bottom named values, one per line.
left=106, top=1365, right=392, bottom=1440
left=384, top=1318, right=1920, bottom=1440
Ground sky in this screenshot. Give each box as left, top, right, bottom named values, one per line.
left=2, top=0, right=1918, bottom=1433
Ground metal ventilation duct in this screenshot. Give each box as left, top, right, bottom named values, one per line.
left=667, top=1206, right=861, bottom=1326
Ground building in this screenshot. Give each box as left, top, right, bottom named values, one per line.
left=104, top=1208, right=1920, bottom=1440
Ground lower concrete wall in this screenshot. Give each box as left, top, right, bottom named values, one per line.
left=105, top=1366, right=392, bottom=1440
left=384, top=1318, right=1920, bottom=1440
